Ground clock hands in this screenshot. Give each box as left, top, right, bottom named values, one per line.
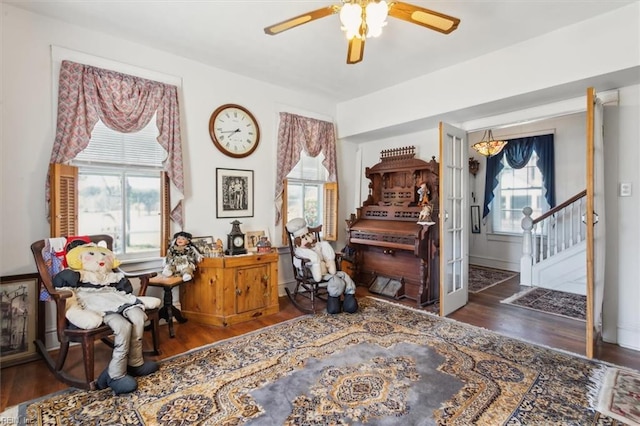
left=220, top=129, right=241, bottom=134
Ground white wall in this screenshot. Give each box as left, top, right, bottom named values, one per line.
left=604, top=85, right=640, bottom=350
left=1, top=5, right=336, bottom=278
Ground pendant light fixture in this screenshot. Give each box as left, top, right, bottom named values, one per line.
left=472, top=129, right=507, bottom=157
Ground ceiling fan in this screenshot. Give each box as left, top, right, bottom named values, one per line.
left=264, top=1, right=460, bottom=64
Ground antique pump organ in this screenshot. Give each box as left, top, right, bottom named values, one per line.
left=346, top=146, right=439, bottom=306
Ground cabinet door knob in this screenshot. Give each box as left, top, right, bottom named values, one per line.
left=236, top=288, right=242, bottom=295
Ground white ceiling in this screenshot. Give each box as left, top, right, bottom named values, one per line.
left=6, top=0, right=637, bottom=104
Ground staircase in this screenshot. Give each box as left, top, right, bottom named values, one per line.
left=520, top=190, right=587, bottom=295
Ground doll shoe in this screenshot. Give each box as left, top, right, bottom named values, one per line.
left=96, top=368, right=138, bottom=394
left=128, top=360, right=159, bottom=377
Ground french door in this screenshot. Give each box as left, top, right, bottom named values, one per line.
left=439, top=122, right=469, bottom=316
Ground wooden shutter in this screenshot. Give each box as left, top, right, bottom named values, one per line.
left=323, top=181, right=338, bottom=241
left=160, top=171, right=170, bottom=256
left=49, top=163, right=78, bottom=237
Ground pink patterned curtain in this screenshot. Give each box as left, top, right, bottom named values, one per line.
left=274, top=112, right=338, bottom=225
left=47, top=60, right=185, bottom=226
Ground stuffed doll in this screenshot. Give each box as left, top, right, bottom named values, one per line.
left=326, top=271, right=358, bottom=314
left=53, top=242, right=161, bottom=394
left=162, top=231, right=204, bottom=281
left=286, top=218, right=337, bottom=282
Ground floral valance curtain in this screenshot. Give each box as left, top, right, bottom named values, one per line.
left=482, top=134, right=555, bottom=219
left=274, top=112, right=338, bottom=225
left=47, top=60, right=184, bottom=226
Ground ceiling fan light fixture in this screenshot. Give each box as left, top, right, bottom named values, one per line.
left=472, top=130, right=507, bottom=157
left=365, top=0, right=389, bottom=38
left=264, top=1, right=460, bottom=64
left=340, top=2, right=363, bottom=39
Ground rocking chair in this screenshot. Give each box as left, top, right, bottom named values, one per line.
left=285, top=224, right=341, bottom=313
left=30, top=234, right=161, bottom=390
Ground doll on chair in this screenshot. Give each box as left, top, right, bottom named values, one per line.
left=286, top=217, right=337, bottom=282
left=52, top=241, right=161, bottom=394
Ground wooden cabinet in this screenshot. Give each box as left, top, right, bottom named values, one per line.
left=179, top=252, right=279, bottom=327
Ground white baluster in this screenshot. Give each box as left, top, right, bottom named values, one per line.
left=569, top=203, right=574, bottom=247
left=520, top=207, right=533, bottom=286
left=561, top=206, right=565, bottom=250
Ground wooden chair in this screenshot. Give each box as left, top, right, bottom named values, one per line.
left=30, top=234, right=161, bottom=390
left=285, top=225, right=341, bottom=313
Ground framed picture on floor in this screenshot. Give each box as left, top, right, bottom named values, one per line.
left=0, top=273, right=40, bottom=368
left=216, top=168, right=254, bottom=218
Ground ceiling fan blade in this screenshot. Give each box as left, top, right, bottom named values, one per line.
left=264, top=6, right=339, bottom=35
left=347, top=37, right=365, bottom=64
left=388, top=1, right=460, bottom=34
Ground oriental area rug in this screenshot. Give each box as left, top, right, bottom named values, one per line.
left=468, top=265, right=517, bottom=293
left=501, top=287, right=587, bottom=321
left=14, top=297, right=635, bottom=425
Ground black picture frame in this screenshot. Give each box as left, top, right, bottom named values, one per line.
left=471, top=205, right=481, bottom=234
left=216, top=168, right=254, bottom=218
left=1, top=273, right=40, bottom=368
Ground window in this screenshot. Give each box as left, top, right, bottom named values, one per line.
left=284, top=151, right=338, bottom=241
left=52, top=118, right=169, bottom=260
left=491, top=151, right=548, bottom=234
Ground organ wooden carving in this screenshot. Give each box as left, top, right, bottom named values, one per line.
left=346, top=146, right=439, bottom=306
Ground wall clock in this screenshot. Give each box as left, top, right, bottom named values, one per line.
left=209, top=104, right=260, bottom=158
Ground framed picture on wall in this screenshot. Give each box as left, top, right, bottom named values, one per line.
left=0, top=273, right=40, bottom=368
left=216, top=168, right=254, bottom=218
left=471, top=205, right=481, bottom=234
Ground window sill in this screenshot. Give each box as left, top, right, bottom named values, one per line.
left=119, top=257, right=164, bottom=274
left=486, top=232, right=523, bottom=243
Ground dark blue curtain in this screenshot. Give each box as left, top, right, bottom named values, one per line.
left=482, top=134, right=555, bottom=218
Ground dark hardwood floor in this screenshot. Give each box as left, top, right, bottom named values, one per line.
left=2, top=274, right=638, bottom=412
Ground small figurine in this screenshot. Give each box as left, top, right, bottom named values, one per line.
left=162, top=231, right=204, bottom=281
left=417, top=181, right=435, bottom=225
left=214, top=239, right=224, bottom=257
left=256, top=236, right=272, bottom=253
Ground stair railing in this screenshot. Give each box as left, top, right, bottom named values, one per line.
left=520, top=190, right=587, bottom=285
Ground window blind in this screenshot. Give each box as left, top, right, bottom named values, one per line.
left=75, top=118, right=167, bottom=167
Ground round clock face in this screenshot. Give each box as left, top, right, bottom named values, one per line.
left=209, top=104, right=260, bottom=158
left=233, top=236, right=244, bottom=248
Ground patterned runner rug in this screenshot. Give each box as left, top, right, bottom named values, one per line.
left=501, top=287, right=586, bottom=320
left=468, top=265, right=517, bottom=293
left=13, top=297, right=631, bottom=425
